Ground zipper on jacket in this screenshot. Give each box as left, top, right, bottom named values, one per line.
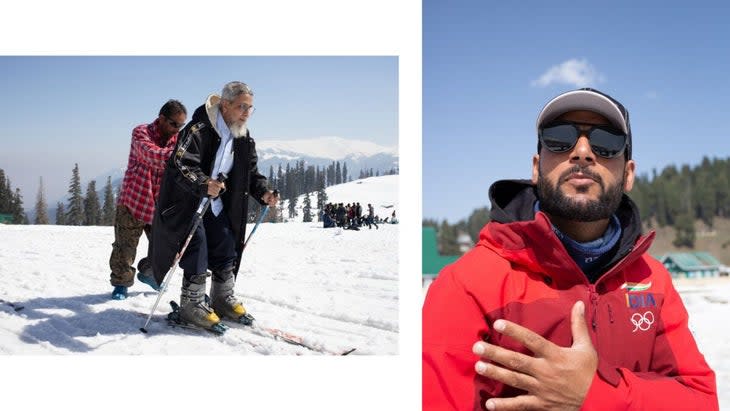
left=608, top=304, right=614, bottom=324
left=588, top=285, right=599, bottom=331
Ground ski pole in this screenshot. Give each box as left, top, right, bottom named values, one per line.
left=140, top=174, right=226, bottom=334
left=242, top=189, right=278, bottom=251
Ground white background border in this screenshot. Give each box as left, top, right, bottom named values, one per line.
left=0, top=1, right=422, bottom=410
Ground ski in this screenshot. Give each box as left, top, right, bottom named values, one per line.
left=223, top=320, right=357, bottom=356
left=0, top=299, right=24, bottom=312
left=158, top=301, right=356, bottom=355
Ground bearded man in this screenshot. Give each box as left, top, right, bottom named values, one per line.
left=151, top=81, right=278, bottom=331
left=422, top=88, right=718, bottom=411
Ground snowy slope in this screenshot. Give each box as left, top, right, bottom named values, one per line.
left=282, top=174, right=398, bottom=223
left=0, top=222, right=397, bottom=355
left=0, top=175, right=398, bottom=355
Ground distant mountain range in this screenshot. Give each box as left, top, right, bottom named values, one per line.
left=35, top=137, right=398, bottom=221
left=256, top=136, right=398, bottom=176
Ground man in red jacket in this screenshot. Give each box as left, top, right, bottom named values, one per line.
left=109, top=100, right=187, bottom=300
left=422, top=88, right=718, bottom=410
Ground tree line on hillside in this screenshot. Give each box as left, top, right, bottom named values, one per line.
left=265, top=160, right=398, bottom=223
left=0, top=165, right=117, bottom=226
left=424, top=156, right=730, bottom=254
left=631, top=156, right=730, bottom=248
left=1, top=160, right=398, bottom=226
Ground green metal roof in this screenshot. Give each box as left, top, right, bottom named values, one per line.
left=660, top=252, right=722, bottom=271
left=423, top=227, right=459, bottom=276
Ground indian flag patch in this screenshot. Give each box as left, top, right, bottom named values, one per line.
left=621, top=281, right=652, bottom=292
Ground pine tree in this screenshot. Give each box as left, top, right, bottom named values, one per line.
left=0, top=169, right=9, bottom=213
left=101, top=176, right=116, bottom=225
left=268, top=165, right=275, bottom=189
left=327, top=162, right=335, bottom=186
left=438, top=220, right=460, bottom=255
left=284, top=163, right=292, bottom=199
left=305, top=165, right=315, bottom=193
left=84, top=180, right=101, bottom=225
left=34, top=177, right=49, bottom=224
left=335, top=161, right=342, bottom=185
left=277, top=164, right=284, bottom=195
left=56, top=202, right=66, bottom=225
left=66, top=163, right=84, bottom=225
left=465, top=207, right=490, bottom=244
left=297, top=160, right=305, bottom=195
left=302, top=192, right=313, bottom=222
left=316, top=172, right=327, bottom=221
left=342, top=162, right=348, bottom=184
left=673, top=211, right=696, bottom=248
left=12, top=188, right=26, bottom=224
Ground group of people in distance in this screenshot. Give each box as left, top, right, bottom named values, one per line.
left=321, top=202, right=395, bottom=230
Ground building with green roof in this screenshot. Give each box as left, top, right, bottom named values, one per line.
left=659, top=252, right=725, bottom=278
left=423, top=226, right=460, bottom=284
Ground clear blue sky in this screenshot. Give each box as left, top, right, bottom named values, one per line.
left=0, top=56, right=398, bottom=207
left=424, top=0, right=730, bottom=222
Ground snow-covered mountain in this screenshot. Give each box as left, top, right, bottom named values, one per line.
left=256, top=136, right=398, bottom=175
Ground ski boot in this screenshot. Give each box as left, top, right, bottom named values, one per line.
left=210, top=269, right=254, bottom=326
left=178, top=273, right=223, bottom=331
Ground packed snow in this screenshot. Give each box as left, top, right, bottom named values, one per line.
left=0, top=222, right=397, bottom=355
left=423, top=276, right=730, bottom=409
left=0, top=175, right=398, bottom=356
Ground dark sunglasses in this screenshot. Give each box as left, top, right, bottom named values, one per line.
left=538, top=122, right=627, bottom=159
left=166, top=117, right=185, bottom=129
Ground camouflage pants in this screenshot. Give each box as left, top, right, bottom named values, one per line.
left=109, top=205, right=151, bottom=287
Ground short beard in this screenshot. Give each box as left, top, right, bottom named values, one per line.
left=228, top=120, right=248, bottom=138
left=536, top=164, right=625, bottom=222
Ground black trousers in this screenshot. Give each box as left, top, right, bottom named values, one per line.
left=179, top=208, right=237, bottom=279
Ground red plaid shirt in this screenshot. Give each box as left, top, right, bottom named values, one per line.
left=118, top=119, right=178, bottom=224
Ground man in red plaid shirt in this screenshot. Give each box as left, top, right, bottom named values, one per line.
left=109, top=100, right=187, bottom=300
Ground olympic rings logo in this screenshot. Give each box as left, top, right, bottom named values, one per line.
left=631, top=311, right=655, bottom=332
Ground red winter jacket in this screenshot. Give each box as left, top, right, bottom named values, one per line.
left=118, top=119, right=178, bottom=224
left=422, top=180, right=717, bottom=411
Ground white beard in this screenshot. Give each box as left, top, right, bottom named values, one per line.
left=228, top=120, right=248, bottom=138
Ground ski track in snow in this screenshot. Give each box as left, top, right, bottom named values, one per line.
left=0, top=218, right=398, bottom=356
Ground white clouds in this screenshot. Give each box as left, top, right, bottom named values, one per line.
left=532, top=59, right=605, bottom=88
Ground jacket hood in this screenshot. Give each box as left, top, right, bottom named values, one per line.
left=481, top=179, right=649, bottom=282
left=191, top=94, right=249, bottom=138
